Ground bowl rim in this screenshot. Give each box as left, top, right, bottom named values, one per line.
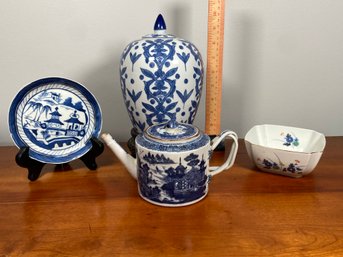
left=244, top=124, right=326, bottom=154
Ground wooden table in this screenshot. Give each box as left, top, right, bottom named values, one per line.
left=0, top=137, right=342, bottom=256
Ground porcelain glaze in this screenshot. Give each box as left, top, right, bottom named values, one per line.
left=102, top=120, right=238, bottom=207
left=136, top=143, right=210, bottom=206
left=9, top=77, right=102, bottom=164
left=119, top=14, right=204, bottom=132
left=244, top=124, right=326, bottom=178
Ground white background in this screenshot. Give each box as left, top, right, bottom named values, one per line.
left=1, top=0, right=342, bottom=145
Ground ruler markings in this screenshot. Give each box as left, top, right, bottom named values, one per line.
left=205, top=0, right=225, bottom=135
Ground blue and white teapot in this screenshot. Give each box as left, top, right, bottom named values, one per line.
left=119, top=14, right=204, bottom=133
left=102, top=119, right=238, bottom=207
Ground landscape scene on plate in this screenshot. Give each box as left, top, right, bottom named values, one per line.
left=138, top=152, right=208, bottom=204
left=22, top=89, right=89, bottom=150
left=120, top=34, right=203, bottom=132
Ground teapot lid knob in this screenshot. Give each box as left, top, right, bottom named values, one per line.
left=154, top=14, right=167, bottom=33
left=166, top=114, right=177, bottom=129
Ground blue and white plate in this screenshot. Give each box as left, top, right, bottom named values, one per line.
left=9, top=77, right=102, bottom=164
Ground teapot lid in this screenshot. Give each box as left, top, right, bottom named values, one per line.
left=145, top=117, right=200, bottom=143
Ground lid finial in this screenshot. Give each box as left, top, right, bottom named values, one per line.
left=154, top=14, right=167, bottom=31
left=166, top=114, right=177, bottom=129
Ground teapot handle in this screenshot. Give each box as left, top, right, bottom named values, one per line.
left=209, top=130, right=239, bottom=176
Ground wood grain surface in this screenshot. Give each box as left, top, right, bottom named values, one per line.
left=0, top=138, right=342, bottom=256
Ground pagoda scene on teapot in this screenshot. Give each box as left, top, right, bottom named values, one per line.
left=101, top=118, right=239, bottom=207
left=119, top=14, right=204, bottom=146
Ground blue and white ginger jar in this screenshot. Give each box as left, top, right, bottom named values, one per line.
left=120, top=14, right=204, bottom=133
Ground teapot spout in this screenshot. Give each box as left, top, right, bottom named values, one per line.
left=101, top=133, right=137, bottom=180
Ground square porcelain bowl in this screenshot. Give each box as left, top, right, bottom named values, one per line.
left=244, top=124, right=326, bottom=178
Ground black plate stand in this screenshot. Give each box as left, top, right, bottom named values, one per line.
left=15, top=137, right=104, bottom=181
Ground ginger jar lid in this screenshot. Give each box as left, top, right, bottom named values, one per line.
left=143, top=14, right=172, bottom=38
